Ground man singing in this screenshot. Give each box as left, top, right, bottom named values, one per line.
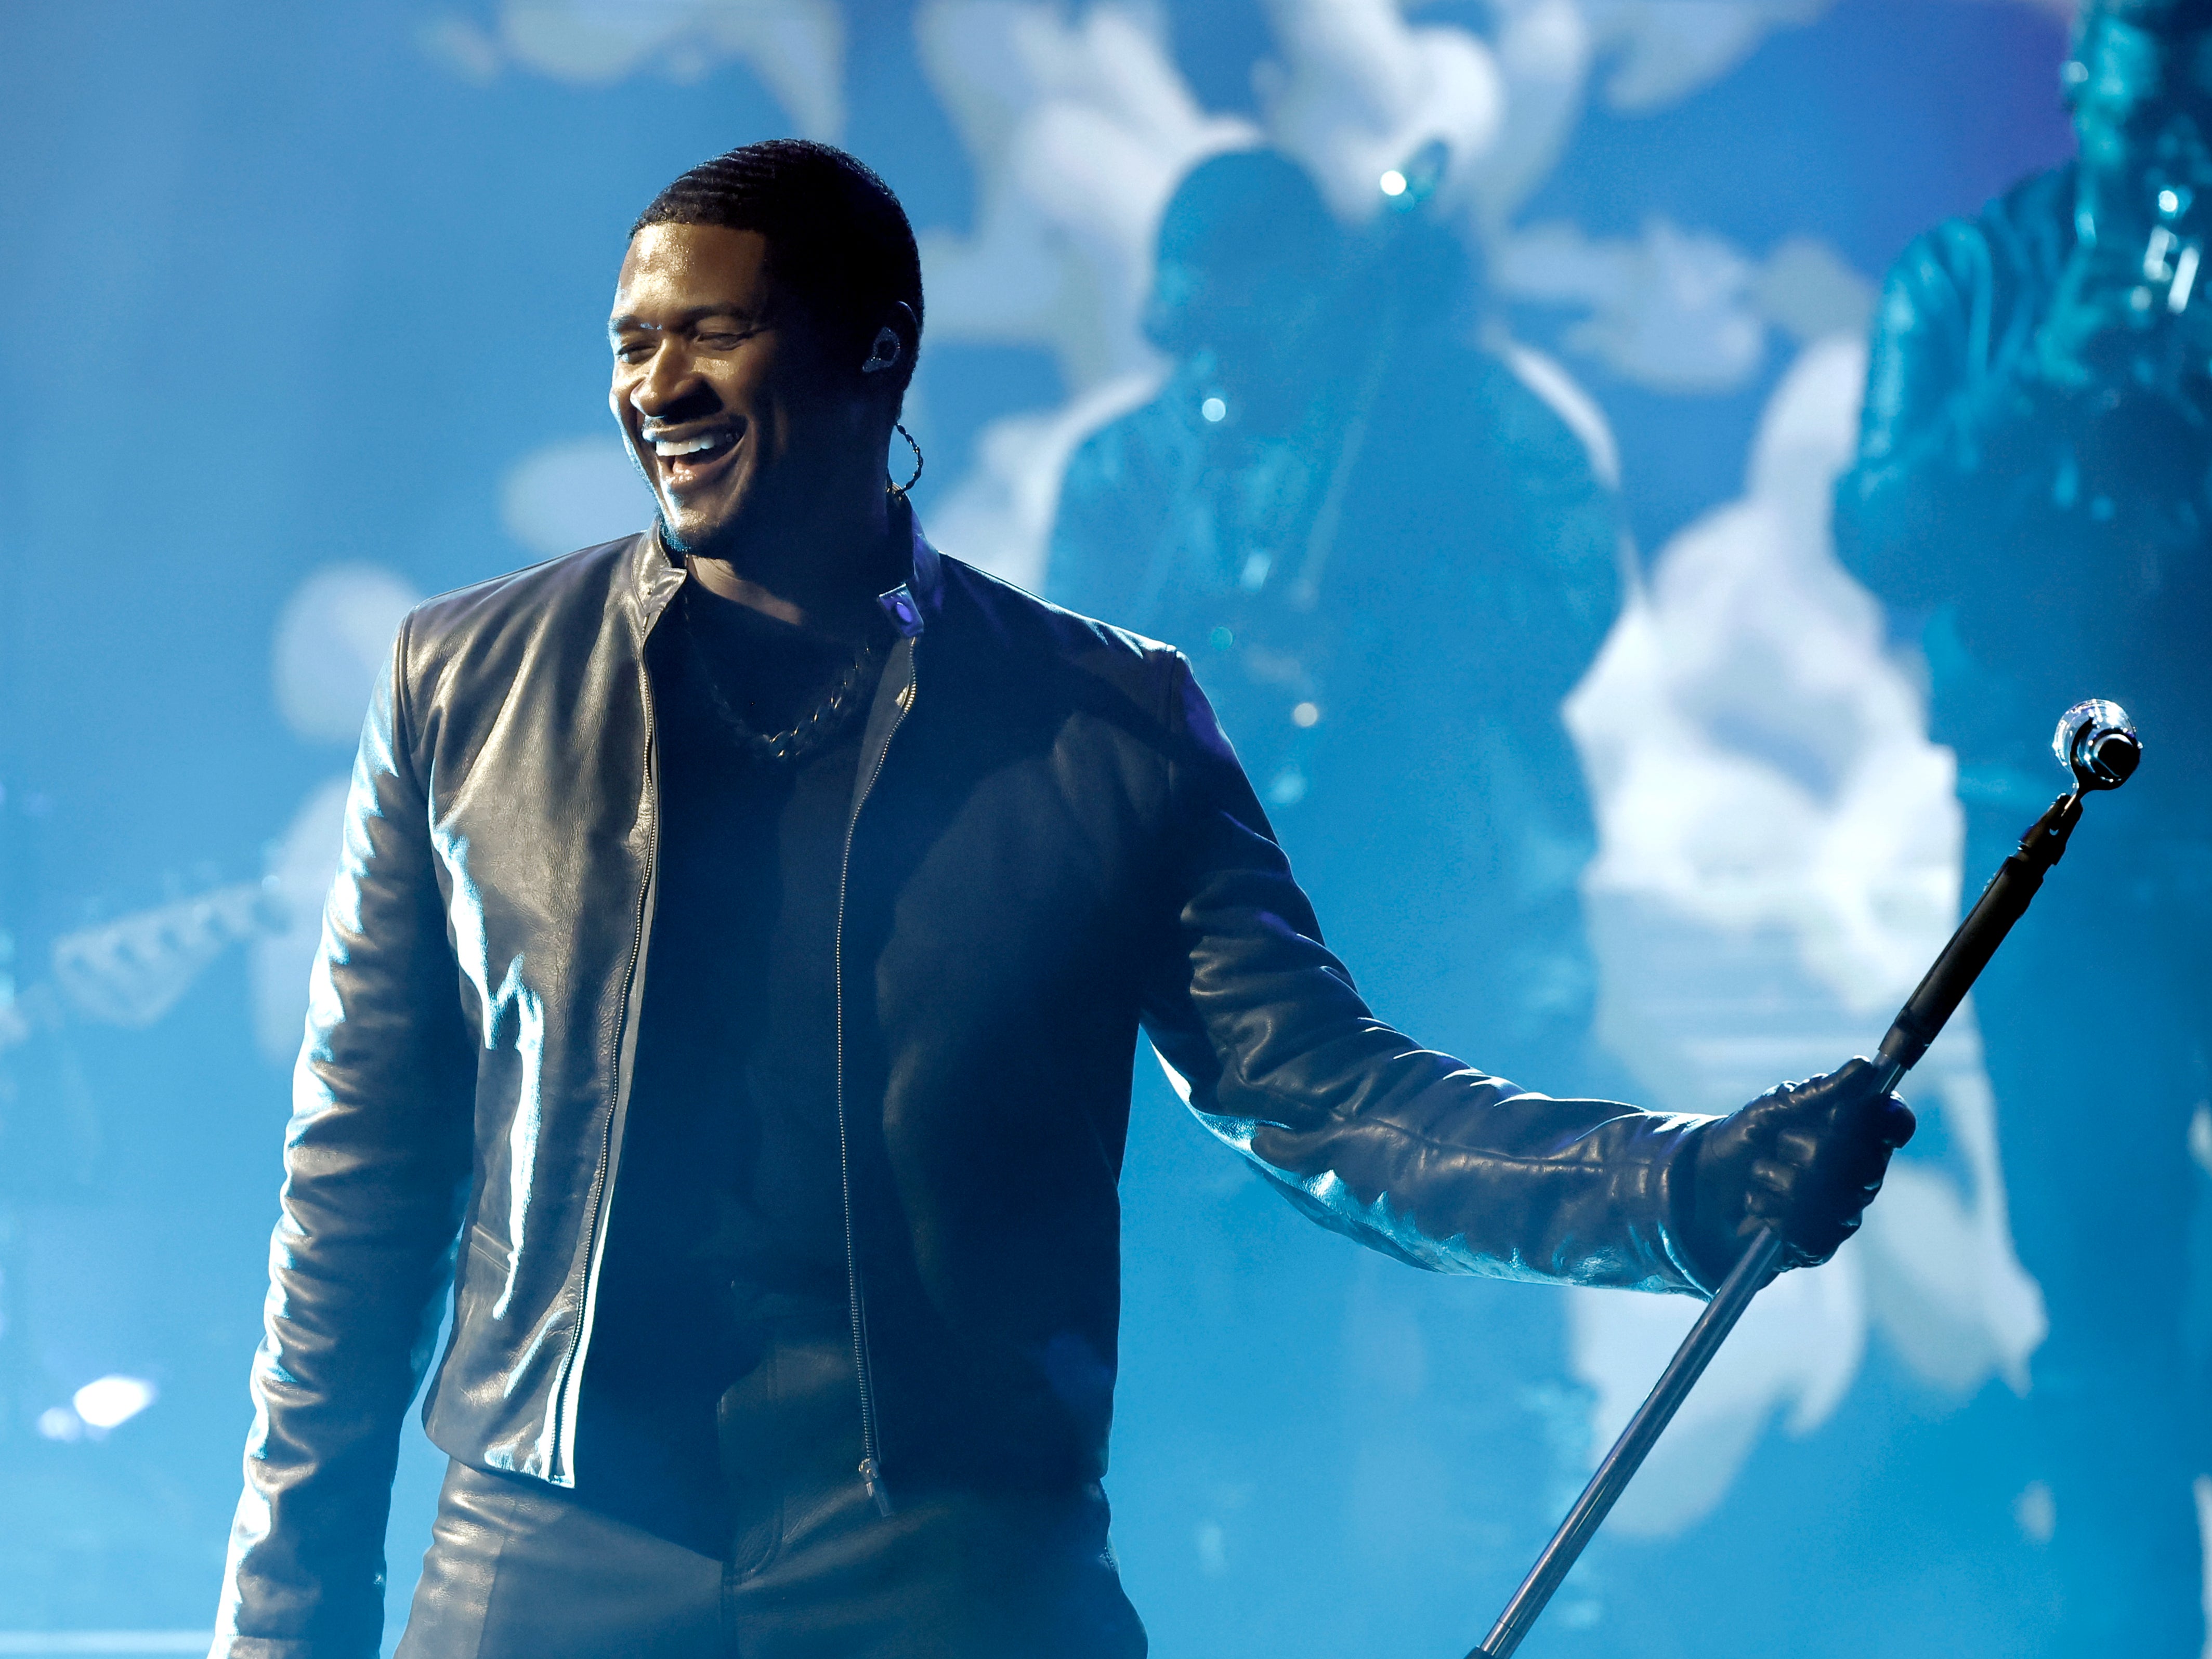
left=214, top=139, right=1910, bottom=1659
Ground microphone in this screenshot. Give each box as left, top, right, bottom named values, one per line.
left=1467, top=699, right=2146, bottom=1659
left=2054, top=697, right=2141, bottom=792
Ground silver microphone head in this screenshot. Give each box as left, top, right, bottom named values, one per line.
left=2053, top=699, right=2142, bottom=792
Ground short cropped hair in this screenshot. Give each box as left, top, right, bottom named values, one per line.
left=633, top=139, right=923, bottom=397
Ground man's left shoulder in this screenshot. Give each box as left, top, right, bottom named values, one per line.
left=935, top=552, right=1184, bottom=716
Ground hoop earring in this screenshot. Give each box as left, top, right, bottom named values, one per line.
left=887, top=423, right=924, bottom=498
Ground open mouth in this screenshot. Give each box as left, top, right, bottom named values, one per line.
left=644, top=425, right=741, bottom=491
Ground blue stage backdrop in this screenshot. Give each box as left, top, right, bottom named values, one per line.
left=1, top=3, right=2205, bottom=1657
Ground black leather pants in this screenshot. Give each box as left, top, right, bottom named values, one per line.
left=396, top=1335, right=1147, bottom=1658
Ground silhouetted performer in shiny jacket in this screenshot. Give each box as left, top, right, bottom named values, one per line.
left=213, top=139, right=1911, bottom=1659
left=1837, top=3, right=2212, bottom=1648
left=1048, top=151, right=1625, bottom=1640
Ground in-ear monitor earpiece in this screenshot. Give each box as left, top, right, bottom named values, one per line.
left=861, top=327, right=902, bottom=375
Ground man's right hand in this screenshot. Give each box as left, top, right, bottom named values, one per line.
left=1684, top=1058, right=1916, bottom=1289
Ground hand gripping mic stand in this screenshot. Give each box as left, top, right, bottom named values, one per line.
left=1467, top=700, right=2143, bottom=1659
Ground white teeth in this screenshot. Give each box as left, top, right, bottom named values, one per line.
left=651, top=432, right=725, bottom=458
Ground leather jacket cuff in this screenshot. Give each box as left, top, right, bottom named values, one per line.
left=1660, top=1114, right=1732, bottom=1298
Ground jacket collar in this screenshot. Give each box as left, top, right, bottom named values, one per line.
left=624, top=495, right=945, bottom=640
left=896, top=494, right=946, bottom=616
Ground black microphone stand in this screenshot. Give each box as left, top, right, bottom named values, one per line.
left=1466, top=700, right=2143, bottom=1659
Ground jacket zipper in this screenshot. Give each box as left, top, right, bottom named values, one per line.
left=834, top=645, right=915, bottom=1518
left=547, top=621, right=663, bottom=1482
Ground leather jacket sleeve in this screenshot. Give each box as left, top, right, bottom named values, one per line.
left=1827, top=167, right=2176, bottom=616
left=1139, top=654, right=1715, bottom=1295
left=1834, top=222, right=2028, bottom=610
left=214, top=627, right=477, bottom=1659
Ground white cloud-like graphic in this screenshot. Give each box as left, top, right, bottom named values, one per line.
left=1254, top=0, right=1510, bottom=225
left=272, top=564, right=424, bottom=746
left=1253, top=2, right=1868, bottom=397
left=419, top=0, right=846, bottom=137
left=501, top=435, right=652, bottom=559
left=1578, top=0, right=1836, bottom=112
left=1256, top=0, right=1839, bottom=237
left=911, top=1, right=1260, bottom=580
left=916, top=1, right=1260, bottom=391
left=1497, top=219, right=1874, bottom=393
left=1560, top=336, right=2044, bottom=1534
left=1501, top=217, right=1768, bottom=392
left=1570, top=337, right=1953, bottom=1006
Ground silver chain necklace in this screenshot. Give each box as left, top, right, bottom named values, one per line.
left=680, top=585, right=880, bottom=765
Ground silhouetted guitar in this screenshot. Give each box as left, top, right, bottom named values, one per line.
left=0, top=881, right=289, bottom=1056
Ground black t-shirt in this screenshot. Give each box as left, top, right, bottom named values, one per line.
left=578, top=580, right=883, bottom=1529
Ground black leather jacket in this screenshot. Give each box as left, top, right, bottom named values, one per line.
left=214, top=509, right=1716, bottom=1656
left=1836, top=159, right=2212, bottom=839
